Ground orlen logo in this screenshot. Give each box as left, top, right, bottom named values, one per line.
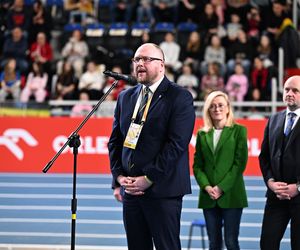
left=0, top=128, right=38, bottom=160
left=53, top=135, right=109, bottom=154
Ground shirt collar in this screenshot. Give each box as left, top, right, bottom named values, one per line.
left=143, top=76, right=164, bottom=94
left=286, top=108, right=300, bottom=117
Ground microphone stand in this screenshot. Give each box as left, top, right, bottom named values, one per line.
left=42, top=79, right=120, bottom=250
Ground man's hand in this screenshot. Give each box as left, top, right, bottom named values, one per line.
left=113, top=187, right=123, bottom=202
left=123, top=176, right=153, bottom=196
left=268, top=180, right=290, bottom=200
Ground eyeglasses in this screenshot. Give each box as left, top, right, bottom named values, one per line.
left=209, top=104, right=227, bottom=111
left=132, top=56, right=163, bottom=64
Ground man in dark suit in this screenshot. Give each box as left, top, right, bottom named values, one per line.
left=259, top=75, right=300, bottom=250
left=108, top=43, right=195, bottom=250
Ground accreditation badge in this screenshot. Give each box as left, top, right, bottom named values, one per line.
left=123, top=122, right=144, bottom=149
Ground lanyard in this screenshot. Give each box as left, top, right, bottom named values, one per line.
left=131, top=92, right=153, bottom=124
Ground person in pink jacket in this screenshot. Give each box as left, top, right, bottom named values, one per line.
left=20, top=62, right=48, bottom=103
left=225, top=62, right=248, bottom=102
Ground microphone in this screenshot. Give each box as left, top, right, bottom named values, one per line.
left=103, top=70, right=137, bottom=85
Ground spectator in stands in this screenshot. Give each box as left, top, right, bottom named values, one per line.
left=200, top=62, right=225, bottom=100
left=29, top=32, right=53, bottom=79
left=193, top=90, right=248, bottom=250
left=136, top=0, right=154, bottom=24
left=225, top=0, right=251, bottom=27
left=78, top=61, right=106, bottom=100
left=70, top=89, right=93, bottom=117
left=110, top=0, right=137, bottom=23
left=200, top=34, right=226, bottom=77
left=179, top=31, right=204, bottom=75
left=225, top=13, right=243, bottom=42
left=6, top=0, right=31, bottom=32
left=159, top=32, right=182, bottom=73
left=28, top=0, right=53, bottom=44
left=225, top=62, right=249, bottom=102
left=0, top=58, right=21, bottom=102
left=256, top=34, right=275, bottom=68
left=103, top=65, right=126, bottom=101
left=0, top=0, right=13, bottom=30
left=54, top=61, right=78, bottom=100
left=58, top=29, right=89, bottom=78
left=211, top=0, right=225, bottom=25
left=20, top=62, right=48, bottom=103
left=246, top=6, right=261, bottom=42
left=198, top=2, right=219, bottom=44
left=226, top=29, right=254, bottom=77
left=176, top=63, right=199, bottom=100
left=249, top=56, right=270, bottom=101
left=276, top=18, right=300, bottom=68
left=177, top=0, right=202, bottom=23
left=65, top=0, right=96, bottom=25
left=247, top=87, right=267, bottom=118
left=0, top=1, right=13, bottom=55
left=153, top=0, right=179, bottom=23
left=265, top=0, right=291, bottom=41
left=1, top=27, right=28, bottom=73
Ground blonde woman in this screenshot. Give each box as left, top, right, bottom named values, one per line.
left=193, top=90, right=248, bottom=250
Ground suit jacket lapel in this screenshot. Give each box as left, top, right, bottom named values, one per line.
left=215, top=126, right=233, bottom=154
left=272, top=112, right=285, bottom=152
left=285, top=115, right=300, bottom=151
left=130, top=84, right=143, bottom=109
left=205, top=129, right=214, bottom=154
left=148, top=77, right=169, bottom=113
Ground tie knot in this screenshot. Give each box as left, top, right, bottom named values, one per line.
left=144, top=87, right=150, bottom=95
left=288, top=112, right=296, bottom=119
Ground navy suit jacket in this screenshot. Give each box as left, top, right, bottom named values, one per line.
left=259, top=110, right=300, bottom=202
left=108, top=76, right=195, bottom=198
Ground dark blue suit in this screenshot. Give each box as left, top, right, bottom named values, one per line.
left=259, top=110, right=300, bottom=250
left=108, top=76, right=195, bottom=249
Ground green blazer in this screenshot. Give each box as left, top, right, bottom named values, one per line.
left=193, top=124, right=248, bottom=209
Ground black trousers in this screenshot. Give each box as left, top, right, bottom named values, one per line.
left=122, top=194, right=183, bottom=250
left=260, top=197, right=300, bottom=250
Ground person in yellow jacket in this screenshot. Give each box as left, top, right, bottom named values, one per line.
left=193, top=90, right=248, bottom=250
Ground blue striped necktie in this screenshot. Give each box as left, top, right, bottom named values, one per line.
left=284, top=112, right=296, bottom=136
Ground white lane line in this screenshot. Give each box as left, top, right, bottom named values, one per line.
left=0, top=183, right=111, bottom=188
left=0, top=205, right=265, bottom=214
left=0, top=218, right=274, bottom=228
left=0, top=244, right=128, bottom=250
left=0, top=232, right=290, bottom=243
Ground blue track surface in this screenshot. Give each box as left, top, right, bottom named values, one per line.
left=0, top=173, right=291, bottom=249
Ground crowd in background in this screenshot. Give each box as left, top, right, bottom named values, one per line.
left=0, top=0, right=299, bottom=116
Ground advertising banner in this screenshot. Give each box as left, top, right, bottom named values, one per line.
left=0, top=117, right=266, bottom=175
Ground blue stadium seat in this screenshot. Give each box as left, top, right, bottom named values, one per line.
left=152, top=22, right=175, bottom=45
left=96, top=0, right=113, bottom=23
left=24, top=0, right=35, bottom=5
left=85, top=23, right=106, bottom=50
left=187, top=219, right=206, bottom=250
left=46, top=0, right=64, bottom=6
left=131, top=22, right=151, bottom=37
left=177, top=22, right=198, bottom=32
left=129, top=22, right=151, bottom=50
left=177, top=22, right=198, bottom=47
left=105, top=22, right=129, bottom=51
left=154, top=22, right=175, bottom=33
left=64, top=23, right=84, bottom=32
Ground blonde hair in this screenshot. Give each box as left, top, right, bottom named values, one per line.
left=202, top=91, right=235, bottom=132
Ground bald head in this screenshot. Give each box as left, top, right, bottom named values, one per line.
left=133, top=43, right=165, bottom=85
left=135, top=43, right=165, bottom=61
left=283, top=75, right=300, bottom=111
